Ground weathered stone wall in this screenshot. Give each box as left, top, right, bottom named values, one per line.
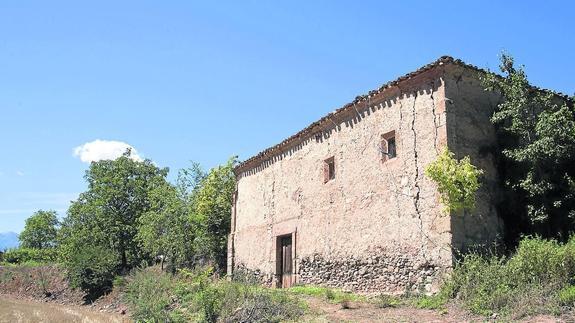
left=231, top=68, right=454, bottom=293
left=298, top=252, right=439, bottom=294
left=443, top=65, right=504, bottom=252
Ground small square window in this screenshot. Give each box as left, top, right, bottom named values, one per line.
left=381, top=131, right=397, bottom=161
left=324, top=157, right=335, bottom=183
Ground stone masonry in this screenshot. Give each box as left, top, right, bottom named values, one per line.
left=228, top=57, right=505, bottom=294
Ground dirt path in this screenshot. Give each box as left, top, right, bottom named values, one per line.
left=301, top=296, right=572, bottom=322
left=0, top=295, right=130, bottom=323
left=301, top=296, right=473, bottom=322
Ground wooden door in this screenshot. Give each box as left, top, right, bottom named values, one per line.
left=280, top=236, right=293, bottom=288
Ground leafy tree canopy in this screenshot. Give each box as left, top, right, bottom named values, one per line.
left=137, top=157, right=237, bottom=273
left=19, top=210, right=59, bottom=249
left=189, top=157, right=237, bottom=271
left=483, top=53, right=575, bottom=239
left=137, top=181, right=195, bottom=272
left=59, top=150, right=169, bottom=295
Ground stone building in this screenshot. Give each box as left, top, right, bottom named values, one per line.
left=227, top=56, right=504, bottom=293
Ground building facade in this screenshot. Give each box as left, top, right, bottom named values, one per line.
left=228, top=57, right=504, bottom=293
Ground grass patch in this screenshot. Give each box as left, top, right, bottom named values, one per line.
left=289, top=285, right=365, bottom=304
left=374, top=294, right=402, bottom=308
left=559, top=285, right=575, bottom=305
left=411, top=294, right=448, bottom=310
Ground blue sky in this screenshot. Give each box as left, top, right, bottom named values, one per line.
left=0, top=1, right=573, bottom=233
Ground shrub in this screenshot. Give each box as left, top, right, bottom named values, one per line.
left=64, top=245, right=118, bottom=301
left=218, top=283, right=304, bottom=323
left=191, top=283, right=223, bottom=322
left=183, top=268, right=305, bottom=323
left=445, top=236, right=575, bottom=318
left=507, top=237, right=575, bottom=285
left=1, top=247, right=58, bottom=264
left=124, top=268, right=183, bottom=322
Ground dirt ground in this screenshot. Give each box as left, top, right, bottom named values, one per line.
left=1, top=290, right=574, bottom=322
left=301, top=296, right=574, bottom=323
left=0, top=295, right=129, bottom=323
left=0, top=265, right=128, bottom=318
left=302, top=296, right=473, bottom=323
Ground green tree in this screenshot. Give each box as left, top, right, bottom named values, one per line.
left=189, top=157, right=237, bottom=272
left=177, top=161, right=207, bottom=198
left=425, top=148, right=483, bottom=214
left=137, top=182, right=194, bottom=272
left=59, top=150, right=169, bottom=295
left=19, top=210, right=59, bottom=249
left=483, top=53, right=575, bottom=239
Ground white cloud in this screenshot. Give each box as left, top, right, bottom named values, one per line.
left=73, top=140, right=143, bottom=163
left=15, top=171, right=24, bottom=176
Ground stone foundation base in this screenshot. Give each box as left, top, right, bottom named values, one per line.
left=232, top=264, right=273, bottom=287
left=233, top=251, right=445, bottom=294
left=298, top=253, right=441, bottom=293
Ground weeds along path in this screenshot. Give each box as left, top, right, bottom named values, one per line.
left=0, top=295, right=129, bottom=323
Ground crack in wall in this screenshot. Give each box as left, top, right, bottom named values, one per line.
left=409, top=90, right=433, bottom=263
left=410, top=91, right=422, bottom=220
left=430, top=81, right=439, bottom=154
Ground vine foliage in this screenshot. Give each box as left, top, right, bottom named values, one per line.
left=425, top=148, right=483, bottom=214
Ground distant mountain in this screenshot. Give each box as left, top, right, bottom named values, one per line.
left=0, top=232, right=19, bottom=251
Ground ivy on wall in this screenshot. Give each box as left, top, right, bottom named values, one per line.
left=425, top=148, right=483, bottom=214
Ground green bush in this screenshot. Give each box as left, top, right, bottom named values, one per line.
left=445, top=236, right=575, bottom=318
left=1, top=247, right=58, bottom=264
left=63, top=245, right=118, bottom=300
left=507, top=237, right=575, bottom=285
left=124, top=268, right=183, bottom=322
